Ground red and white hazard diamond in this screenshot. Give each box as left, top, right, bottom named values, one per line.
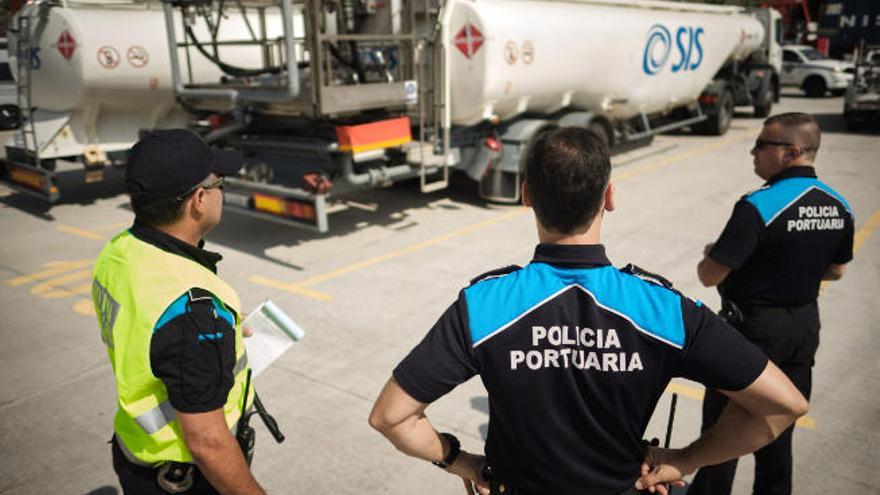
left=455, top=23, right=484, bottom=59
left=57, top=30, right=76, bottom=61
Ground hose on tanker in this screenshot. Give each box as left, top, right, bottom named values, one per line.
left=184, top=25, right=284, bottom=77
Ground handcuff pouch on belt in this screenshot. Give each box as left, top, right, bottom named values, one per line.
left=157, top=462, right=196, bottom=493
left=719, top=299, right=744, bottom=325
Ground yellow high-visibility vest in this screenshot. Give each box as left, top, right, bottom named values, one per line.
left=92, top=230, right=252, bottom=465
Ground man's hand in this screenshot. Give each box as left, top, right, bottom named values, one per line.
left=447, top=451, right=490, bottom=495
left=242, top=325, right=255, bottom=337
left=635, top=446, right=693, bottom=494
left=703, top=243, right=715, bottom=256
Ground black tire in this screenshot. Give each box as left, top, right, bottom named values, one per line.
left=803, top=77, right=827, bottom=97
left=753, top=90, right=773, bottom=118
left=587, top=119, right=613, bottom=149
left=0, top=104, right=21, bottom=131
left=696, top=90, right=734, bottom=136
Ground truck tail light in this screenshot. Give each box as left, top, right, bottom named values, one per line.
left=484, top=136, right=502, bottom=151
left=699, top=94, right=717, bottom=105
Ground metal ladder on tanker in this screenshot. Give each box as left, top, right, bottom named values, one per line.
left=414, top=0, right=448, bottom=194
left=13, top=12, right=40, bottom=169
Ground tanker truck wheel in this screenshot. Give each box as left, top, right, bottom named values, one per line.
left=753, top=90, right=773, bottom=118
left=587, top=120, right=613, bottom=149
left=697, top=90, right=734, bottom=136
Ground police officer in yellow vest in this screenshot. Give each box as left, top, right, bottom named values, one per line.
left=92, top=129, right=265, bottom=494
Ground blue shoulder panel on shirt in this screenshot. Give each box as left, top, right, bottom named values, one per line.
left=464, top=264, right=685, bottom=348
left=155, top=294, right=189, bottom=332
left=746, top=178, right=853, bottom=225
left=153, top=291, right=235, bottom=332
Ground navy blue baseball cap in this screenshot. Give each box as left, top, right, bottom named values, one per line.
left=125, top=129, right=243, bottom=203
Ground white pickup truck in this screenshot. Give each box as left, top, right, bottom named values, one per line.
left=781, top=45, right=854, bottom=97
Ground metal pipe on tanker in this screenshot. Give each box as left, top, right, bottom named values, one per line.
left=339, top=154, right=415, bottom=187
left=281, top=0, right=300, bottom=98
left=162, top=2, right=239, bottom=104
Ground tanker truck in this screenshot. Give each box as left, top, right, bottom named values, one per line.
left=2, top=0, right=780, bottom=228
left=1, top=0, right=280, bottom=201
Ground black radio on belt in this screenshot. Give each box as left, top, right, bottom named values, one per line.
left=235, top=369, right=286, bottom=466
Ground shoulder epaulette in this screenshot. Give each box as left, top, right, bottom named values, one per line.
left=619, top=263, right=673, bottom=289
left=469, top=265, right=522, bottom=286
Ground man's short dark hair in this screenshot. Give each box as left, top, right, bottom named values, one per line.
left=764, top=112, right=821, bottom=159
left=524, top=127, right=611, bottom=234
left=130, top=195, right=187, bottom=226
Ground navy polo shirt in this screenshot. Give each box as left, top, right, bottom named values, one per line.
left=710, top=166, right=854, bottom=306
left=394, top=244, right=768, bottom=495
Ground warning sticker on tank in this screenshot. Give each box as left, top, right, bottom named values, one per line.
left=97, top=46, right=120, bottom=69
left=127, top=46, right=149, bottom=68
left=504, top=41, right=518, bottom=65
left=454, top=24, right=484, bottom=59
left=56, top=30, right=76, bottom=61
left=521, top=41, right=534, bottom=65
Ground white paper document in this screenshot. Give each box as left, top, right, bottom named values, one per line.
left=243, top=300, right=305, bottom=376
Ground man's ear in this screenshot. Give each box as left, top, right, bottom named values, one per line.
left=189, top=188, right=208, bottom=218
left=522, top=181, right=532, bottom=207
left=604, top=181, right=615, bottom=212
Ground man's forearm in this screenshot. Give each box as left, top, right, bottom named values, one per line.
left=375, top=411, right=447, bottom=462
left=190, top=431, right=265, bottom=495
left=683, top=400, right=796, bottom=470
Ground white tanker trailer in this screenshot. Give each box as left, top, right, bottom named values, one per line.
left=150, top=0, right=781, bottom=231
left=2, top=0, right=781, bottom=230
left=1, top=0, right=289, bottom=201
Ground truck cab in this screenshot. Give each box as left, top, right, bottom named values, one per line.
left=781, top=45, right=854, bottom=97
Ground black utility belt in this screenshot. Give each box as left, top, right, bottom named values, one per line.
left=736, top=300, right=817, bottom=312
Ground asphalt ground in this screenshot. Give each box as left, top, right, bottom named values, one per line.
left=0, top=93, right=878, bottom=494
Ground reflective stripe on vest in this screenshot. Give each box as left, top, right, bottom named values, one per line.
left=134, top=353, right=249, bottom=434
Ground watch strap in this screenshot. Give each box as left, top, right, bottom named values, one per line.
left=432, top=432, right=461, bottom=469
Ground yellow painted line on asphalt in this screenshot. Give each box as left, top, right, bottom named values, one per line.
left=30, top=269, right=92, bottom=298
left=665, top=382, right=706, bottom=402
left=853, top=208, right=880, bottom=253
left=56, top=225, right=106, bottom=241
left=613, top=126, right=760, bottom=182
left=249, top=276, right=334, bottom=302
left=249, top=207, right=529, bottom=300
left=74, top=298, right=95, bottom=316
left=56, top=221, right=129, bottom=241
left=820, top=207, right=880, bottom=293
left=664, top=382, right=816, bottom=430
left=253, top=130, right=761, bottom=301
left=5, top=260, right=93, bottom=287
left=92, top=222, right=129, bottom=233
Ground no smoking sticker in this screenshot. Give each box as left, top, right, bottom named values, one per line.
left=97, top=46, right=120, bottom=69
left=127, top=45, right=149, bottom=68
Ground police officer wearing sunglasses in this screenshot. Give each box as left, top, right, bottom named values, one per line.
left=690, top=113, right=854, bottom=495
left=92, top=129, right=265, bottom=494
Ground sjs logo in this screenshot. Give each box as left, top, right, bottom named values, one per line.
left=643, top=24, right=704, bottom=75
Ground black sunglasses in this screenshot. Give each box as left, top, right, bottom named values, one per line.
left=177, top=176, right=225, bottom=201
left=753, top=138, right=794, bottom=150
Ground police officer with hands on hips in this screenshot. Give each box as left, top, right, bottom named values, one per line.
left=92, top=129, right=265, bottom=494
left=689, top=113, right=854, bottom=495
left=368, top=127, right=808, bottom=495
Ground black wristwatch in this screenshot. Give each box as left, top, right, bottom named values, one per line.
left=432, top=432, right=461, bottom=469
